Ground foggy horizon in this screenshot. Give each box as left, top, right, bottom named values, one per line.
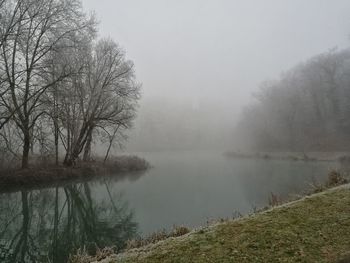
left=82, top=0, right=350, bottom=151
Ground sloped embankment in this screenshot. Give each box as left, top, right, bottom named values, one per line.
left=105, top=185, right=350, bottom=263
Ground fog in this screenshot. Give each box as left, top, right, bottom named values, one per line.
left=2, top=1, right=350, bottom=260
left=83, top=0, right=350, bottom=151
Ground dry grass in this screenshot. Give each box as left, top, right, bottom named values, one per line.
left=268, top=192, right=282, bottom=207
left=0, top=155, right=149, bottom=193
left=102, top=155, right=150, bottom=173
left=311, top=170, right=349, bottom=194
left=68, top=247, right=116, bottom=263
left=125, top=225, right=191, bottom=250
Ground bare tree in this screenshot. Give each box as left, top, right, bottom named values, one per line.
left=101, top=124, right=127, bottom=163
left=236, top=48, right=350, bottom=151
left=0, top=0, right=95, bottom=168
left=60, top=38, right=140, bottom=166
left=0, top=0, right=29, bottom=130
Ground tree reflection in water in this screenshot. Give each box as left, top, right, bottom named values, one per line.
left=0, top=180, right=138, bottom=263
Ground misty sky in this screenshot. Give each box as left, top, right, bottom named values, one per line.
left=82, top=0, right=349, bottom=107
left=81, top=0, right=350, bottom=151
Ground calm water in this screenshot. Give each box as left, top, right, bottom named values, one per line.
left=0, top=151, right=336, bottom=262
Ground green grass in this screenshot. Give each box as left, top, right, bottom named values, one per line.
left=109, top=186, right=350, bottom=263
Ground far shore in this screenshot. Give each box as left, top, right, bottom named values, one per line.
left=224, top=151, right=350, bottom=162
left=0, top=155, right=150, bottom=194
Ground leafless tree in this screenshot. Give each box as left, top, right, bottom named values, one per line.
left=0, top=0, right=95, bottom=168
left=100, top=124, right=127, bottom=163
left=0, top=0, right=29, bottom=130
left=58, top=38, right=140, bottom=166
left=236, top=48, right=350, bottom=151
left=0, top=1, right=140, bottom=169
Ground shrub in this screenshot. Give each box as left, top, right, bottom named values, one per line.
left=106, top=155, right=150, bottom=173
left=326, top=170, right=348, bottom=187
left=311, top=170, right=348, bottom=194
left=268, top=192, right=281, bottom=207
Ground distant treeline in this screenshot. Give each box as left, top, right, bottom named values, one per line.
left=0, top=0, right=140, bottom=169
left=236, top=48, right=350, bottom=151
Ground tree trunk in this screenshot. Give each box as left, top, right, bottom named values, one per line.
left=103, top=127, right=119, bottom=163
left=54, top=122, right=59, bottom=166
left=103, top=140, right=113, bottom=163
left=63, top=155, right=73, bottom=166
left=83, top=129, right=92, bottom=162
left=63, top=126, right=71, bottom=165
left=63, top=124, right=93, bottom=166
left=22, top=131, right=30, bottom=169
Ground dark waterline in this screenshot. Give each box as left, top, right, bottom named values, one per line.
left=0, top=151, right=336, bottom=262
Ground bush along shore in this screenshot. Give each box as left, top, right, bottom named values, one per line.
left=70, top=171, right=350, bottom=263
left=0, top=155, right=150, bottom=192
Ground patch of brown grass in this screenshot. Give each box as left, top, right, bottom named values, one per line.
left=311, top=170, right=349, bottom=194
left=125, top=225, right=191, bottom=250
left=268, top=192, right=282, bottom=207
left=68, top=247, right=115, bottom=263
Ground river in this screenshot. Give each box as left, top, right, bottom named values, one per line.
left=0, top=151, right=336, bottom=262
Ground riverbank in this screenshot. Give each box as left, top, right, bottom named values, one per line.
left=224, top=151, right=350, bottom=162
left=0, top=155, right=150, bottom=193
left=75, top=184, right=350, bottom=263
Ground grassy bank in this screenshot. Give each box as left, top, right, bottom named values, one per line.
left=0, top=155, right=149, bottom=193
left=76, top=185, right=350, bottom=263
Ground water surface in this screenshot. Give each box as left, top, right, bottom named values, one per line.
left=0, top=151, right=336, bottom=262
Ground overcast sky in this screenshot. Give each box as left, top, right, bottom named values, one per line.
left=81, top=0, right=350, bottom=127
left=79, top=0, right=350, bottom=151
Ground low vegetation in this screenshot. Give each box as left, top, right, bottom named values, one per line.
left=0, top=155, right=149, bottom=192
left=225, top=151, right=323, bottom=162
left=103, top=155, right=151, bottom=173
left=310, top=170, right=349, bottom=194
left=125, top=226, right=191, bottom=250
left=69, top=247, right=116, bottom=263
